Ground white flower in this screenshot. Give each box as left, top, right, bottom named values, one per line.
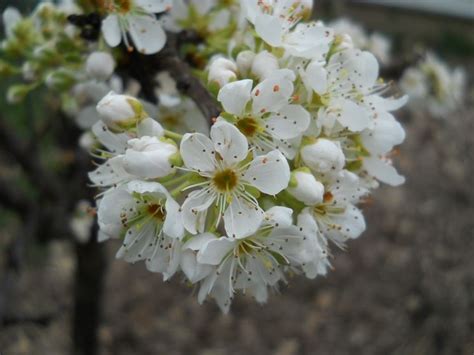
left=96, top=91, right=147, bottom=131
left=303, top=49, right=380, bottom=133
left=301, top=170, right=368, bottom=248
left=180, top=120, right=290, bottom=238
left=191, top=207, right=309, bottom=312
left=86, top=51, right=116, bottom=81
left=2, top=7, right=22, bottom=39
left=101, top=0, right=171, bottom=54
left=287, top=169, right=324, bottom=205
left=89, top=117, right=165, bottom=189
left=217, top=72, right=310, bottom=158
left=401, top=53, right=466, bottom=118
left=242, top=0, right=331, bottom=59
left=98, top=180, right=184, bottom=279
left=123, top=136, right=178, bottom=179
left=300, top=138, right=346, bottom=174
left=359, top=109, right=406, bottom=186
left=296, top=210, right=330, bottom=278
left=70, top=200, right=94, bottom=244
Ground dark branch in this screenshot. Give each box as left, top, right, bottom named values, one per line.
left=0, top=117, right=62, bottom=201
left=0, top=177, right=30, bottom=212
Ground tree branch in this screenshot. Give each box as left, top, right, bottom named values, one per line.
left=0, top=117, right=62, bottom=201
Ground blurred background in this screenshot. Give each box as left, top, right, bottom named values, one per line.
left=0, top=0, right=473, bottom=354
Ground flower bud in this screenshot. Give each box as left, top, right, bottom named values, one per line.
left=97, top=91, right=148, bottom=131
left=251, top=50, right=279, bottom=80
left=123, top=136, right=178, bottom=179
left=86, top=51, right=116, bottom=81
left=236, top=50, right=255, bottom=76
left=301, top=138, right=345, bottom=173
left=287, top=170, right=324, bottom=205
left=6, top=83, right=35, bottom=103
left=45, top=68, right=76, bottom=90
left=208, top=57, right=237, bottom=87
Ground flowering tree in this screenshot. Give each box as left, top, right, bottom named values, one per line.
left=0, top=1, right=466, bottom=354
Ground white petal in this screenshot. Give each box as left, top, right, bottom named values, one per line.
left=91, top=120, right=129, bottom=154
left=255, top=14, right=283, bottom=47
left=135, top=0, right=172, bottom=13
left=361, top=112, right=405, bottom=155
left=102, top=15, right=121, bottom=48
left=137, top=117, right=164, bottom=138
left=363, top=157, right=405, bottom=186
left=89, top=156, right=133, bottom=187
left=264, top=206, right=293, bottom=227
left=181, top=190, right=216, bottom=234
left=243, top=150, right=290, bottom=195
left=180, top=250, right=213, bottom=283
left=337, top=99, right=370, bottom=132
left=183, top=233, right=217, bottom=251
left=163, top=197, right=184, bottom=239
left=76, top=105, right=100, bottom=129
left=252, top=76, right=294, bottom=115
left=266, top=104, right=310, bottom=140
left=197, top=237, right=235, bottom=265
left=180, top=133, right=216, bottom=172
left=323, top=204, right=366, bottom=242
left=3, top=7, right=22, bottom=38
left=284, top=24, right=333, bottom=59
left=123, top=141, right=176, bottom=179
left=211, top=120, right=248, bottom=165
left=306, top=61, right=328, bottom=95
left=223, top=197, right=263, bottom=239
left=128, top=15, right=166, bottom=54
left=217, top=79, right=253, bottom=116
left=126, top=180, right=168, bottom=196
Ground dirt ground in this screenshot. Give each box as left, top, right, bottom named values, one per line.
left=1, top=99, right=474, bottom=354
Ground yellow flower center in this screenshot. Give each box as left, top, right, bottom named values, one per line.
left=236, top=117, right=262, bottom=138
left=212, top=168, right=238, bottom=193
left=147, top=203, right=166, bottom=221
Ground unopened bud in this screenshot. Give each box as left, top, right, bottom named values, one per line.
left=301, top=138, right=345, bottom=173
left=123, top=136, right=178, bottom=178
left=97, top=91, right=148, bottom=131
left=236, top=50, right=255, bottom=76
left=86, top=51, right=116, bottom=81
left=288, top=170, right=324, bottom=205
left=251, top=51, right=279, bottom=80
left=208, top=57, right=237, bottom=87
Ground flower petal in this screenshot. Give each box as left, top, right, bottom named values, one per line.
left=163, top=197, right=185, bottom=239
left=211, top=120, right=248, bottom=165
left=181, top=190, right=216, bottom=234
left=252, top=75, right=294, bottom=115
left=363, top=157, right=405, bottom=186
left=135, top=0, right=172, bottom=12
left=197, top=237, right=235, bottom=265
left=255, top=13, right=283, bottom=47
left=180, top=133, right=216, bottom=172
left=266, top=104, right=310, bottom=140
left=223, top=197, right=263, bottom=239
left=128, top=15, right=166, bottom=54
left=102, top=14, right=121, bottom=48
left=217, top=79, right=253, bottom=116
left=243, top=150, right=290, bottom=195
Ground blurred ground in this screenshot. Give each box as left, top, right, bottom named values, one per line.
left=1, top=95, right=473, bottom=355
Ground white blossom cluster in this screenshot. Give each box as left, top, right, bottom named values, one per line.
left=400, top=52, right=467, bottom=118
left=0, top=0, right=410, bottom=312
left=82, top=0, right=408, bottom=312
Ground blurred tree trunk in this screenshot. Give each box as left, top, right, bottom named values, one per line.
left=72, top=224, right=106, bottom=355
